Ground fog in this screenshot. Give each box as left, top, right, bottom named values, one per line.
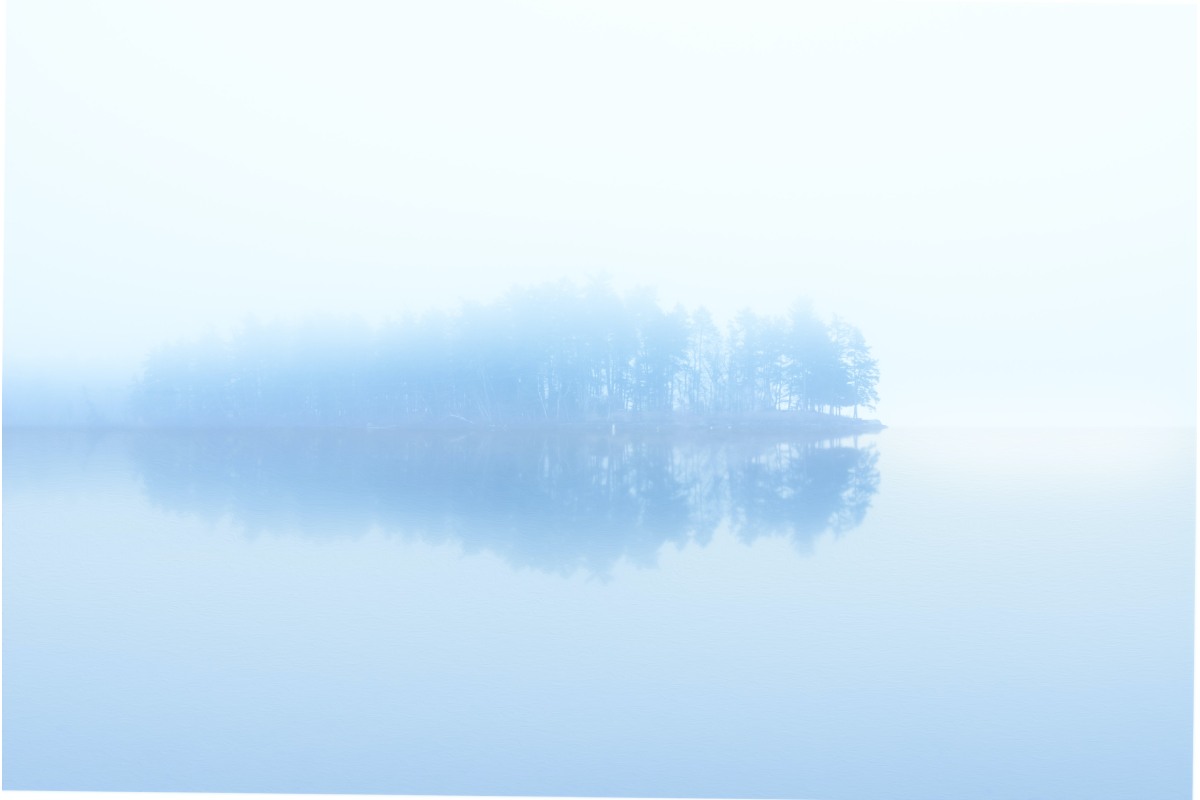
left=5, top=1, right=1195, bottom=426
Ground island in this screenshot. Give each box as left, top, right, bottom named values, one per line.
left=132, top=280, right=881, bottom=432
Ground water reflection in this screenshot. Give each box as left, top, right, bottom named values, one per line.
left=130, top=431, right=880, bottom=574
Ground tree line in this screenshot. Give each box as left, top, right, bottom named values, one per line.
left=133, top=280, right=879, bottom=427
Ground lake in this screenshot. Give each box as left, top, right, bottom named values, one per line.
left=3, top=427, right=1193, bottom=798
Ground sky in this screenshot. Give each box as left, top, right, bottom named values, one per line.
left=4, top=0, right=1196, bottom=426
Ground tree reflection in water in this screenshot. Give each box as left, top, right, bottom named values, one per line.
left=130, top=431, right=880, bottom=575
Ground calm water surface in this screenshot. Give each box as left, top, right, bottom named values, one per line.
left=3, top=427, right=1193, bottom=798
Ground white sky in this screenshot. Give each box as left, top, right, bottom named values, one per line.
left=4, top=1, right=1196, bottom=426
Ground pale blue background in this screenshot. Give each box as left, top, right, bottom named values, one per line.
left=3, top=3, right=1195, bottom=796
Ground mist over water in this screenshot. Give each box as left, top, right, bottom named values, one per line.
left=6, top=3, right=1195, bottom=427
left=3, top=2, right=1195, bottom=797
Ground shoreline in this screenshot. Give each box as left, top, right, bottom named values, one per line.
left=403, top=414, right=887, bottom=436
left=4, top=412, right=885, bottom=439
left=374, top=410, right=885, bottom=433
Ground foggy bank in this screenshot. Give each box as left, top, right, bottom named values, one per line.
left=5, top=282, right=882, bottom=431
left=131, top=281, right=881, bottom=429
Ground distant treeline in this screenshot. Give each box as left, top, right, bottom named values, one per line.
left=133, top=281, right=879, bottom=427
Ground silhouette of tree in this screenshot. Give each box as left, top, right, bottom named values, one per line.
left=830, top=316, right=879, bottom=419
